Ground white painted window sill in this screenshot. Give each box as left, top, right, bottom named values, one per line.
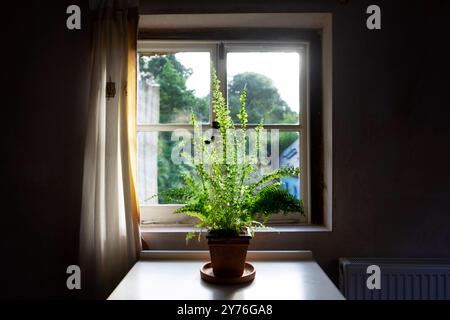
left=140, top=225, right=332, bottom=234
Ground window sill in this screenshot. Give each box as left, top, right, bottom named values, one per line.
left=140, top=225, right=331, bottom=250
left=140, top=224, right=331, bottom=234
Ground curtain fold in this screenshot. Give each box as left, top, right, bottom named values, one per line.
left=123, top=9, right=141, bottom=260
left=80, top=3, right=140, bottom=298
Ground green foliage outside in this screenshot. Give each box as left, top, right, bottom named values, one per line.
left=139, top=54, right=209, bottom=123
left=158, top=70, right=304, bottom=238
left=228, top=72, right=299, bottom=153
left=227, top=72, right=298, bottom=125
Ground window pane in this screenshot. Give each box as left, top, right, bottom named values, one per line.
left=227, top=51, right=300, bottom=125
left=137, top=131, right=193, bottom=205
left=138, top=52, right=210, bottom=124
left=257, top=131, right=301, bottom=201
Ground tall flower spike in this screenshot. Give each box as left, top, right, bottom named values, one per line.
left=237, top=85, right=248, bottom=129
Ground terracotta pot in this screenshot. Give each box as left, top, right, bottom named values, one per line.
left=206, top=228, right=252, bottom=278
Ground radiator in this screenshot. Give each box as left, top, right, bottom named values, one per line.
left=339, top=258, right=450, bottom=300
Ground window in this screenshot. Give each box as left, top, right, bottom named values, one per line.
left=136, top=13, right=333, bottom=251
left=137, top=40, right=310, bottom=225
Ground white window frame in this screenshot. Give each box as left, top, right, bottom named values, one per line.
left=137, top=39, right=310, bottom=226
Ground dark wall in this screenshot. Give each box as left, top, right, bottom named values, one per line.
left=140, top=0, right=450, bottom=282
left=1, top=1, right=90, bottom=298
left=1, top=0, right=450, bottom=298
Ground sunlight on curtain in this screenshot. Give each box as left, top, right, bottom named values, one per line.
left=80, top=2, right=140, bottom=298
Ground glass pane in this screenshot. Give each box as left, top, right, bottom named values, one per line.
left=256, top=131, right=301, bottom=200
left=137, top=131, right=194, bottom=205
left=138, top=52, right=211, bottom=124
left=279, top=132, right=301, bottom=200
left=227, top=51, right=300, bottom=125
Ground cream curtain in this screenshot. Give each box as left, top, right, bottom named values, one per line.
left=80, top=1, right=140, bottom=298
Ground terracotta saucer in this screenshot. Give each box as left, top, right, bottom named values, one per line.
left=200, top=262, right=256, bottom=285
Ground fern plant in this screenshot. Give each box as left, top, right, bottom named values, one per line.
left=158, top=69, right=304, bottom=239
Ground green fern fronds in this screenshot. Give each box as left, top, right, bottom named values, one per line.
left=152, top=68, right=304, bottom=239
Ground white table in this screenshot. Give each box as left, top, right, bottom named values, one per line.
left=108, top=251, right=345, bottom=300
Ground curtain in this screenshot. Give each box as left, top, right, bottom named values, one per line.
left=80, top=0, right=140, bottom=298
